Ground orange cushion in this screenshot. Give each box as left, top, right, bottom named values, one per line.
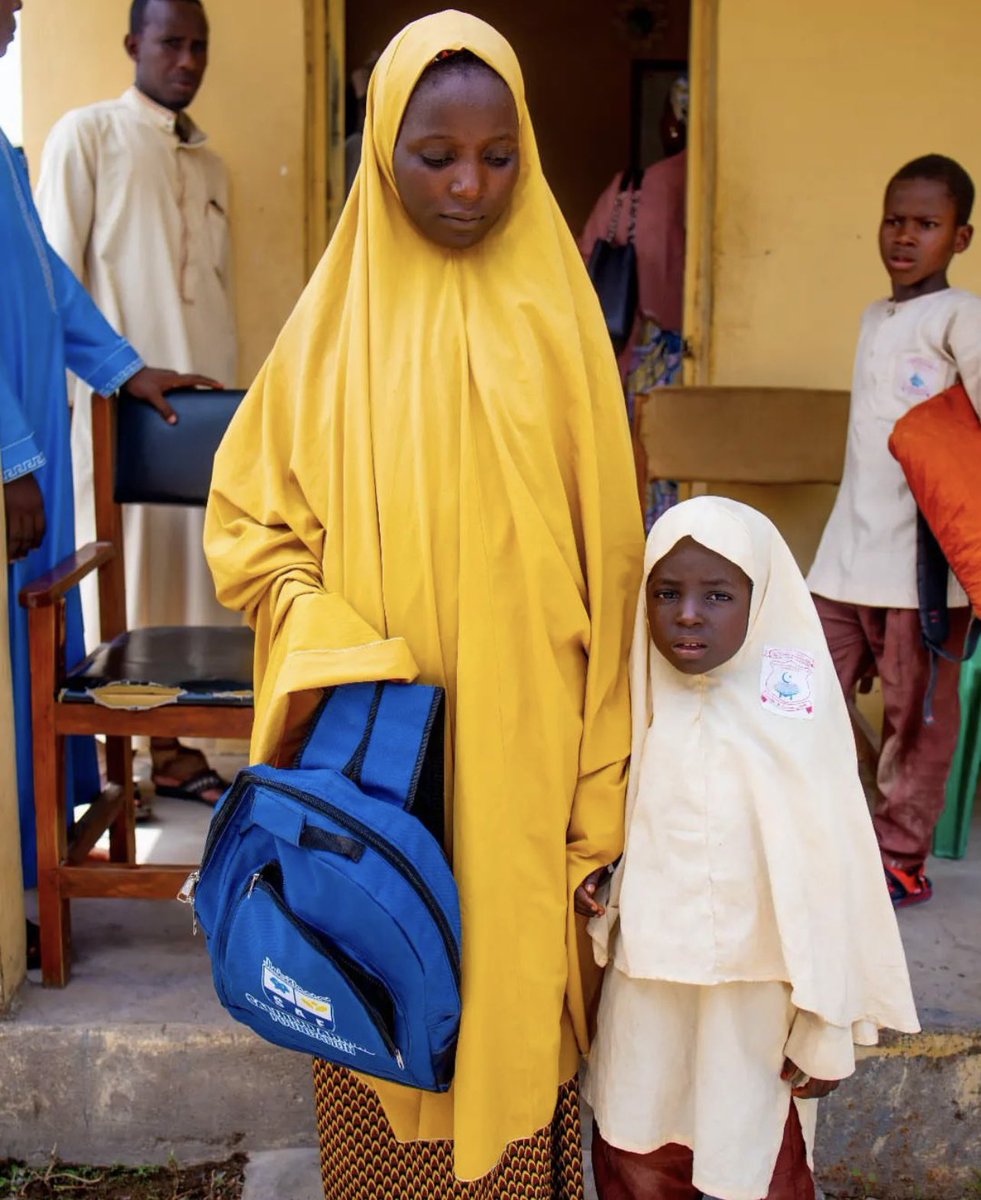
left=888, top=382, right=981, bottom=618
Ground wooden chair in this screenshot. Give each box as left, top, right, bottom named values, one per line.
left=19, top=389, right=253, bottom=986
left=634, top=384, right=850, bottom=553
left=633, top=384, right=883, bottom=767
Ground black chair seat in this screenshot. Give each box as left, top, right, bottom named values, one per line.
left=61, top=626, right=254, bottom=706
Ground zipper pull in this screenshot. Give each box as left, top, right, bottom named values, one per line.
left=178, top=870, right=199, bottom=905
left=247, top=871, right=261, bottom=898
left=177, top=871, right=200, bottom=936
left=395, top=1049, right=405, bottom=1071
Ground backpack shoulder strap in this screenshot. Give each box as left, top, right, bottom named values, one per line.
left=918, top=509, right=952, bottom=650
left=295, top=682, right=445, bottom=825
left=916, top=511, right=981, bottom=721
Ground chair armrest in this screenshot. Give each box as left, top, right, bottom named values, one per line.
left=18, top=541, right=116, bottom=609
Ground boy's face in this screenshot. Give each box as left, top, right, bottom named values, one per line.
left=646, top=537, right=752, bottom=675
left=879, top=177, right=972, bottom=298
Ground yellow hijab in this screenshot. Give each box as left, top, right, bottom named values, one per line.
left=205, top=10, right=642, bottom=1179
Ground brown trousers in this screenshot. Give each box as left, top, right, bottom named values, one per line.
left=591, top=1104, right=814, bottom=1200
left=813, top=597, right=968, bottom=870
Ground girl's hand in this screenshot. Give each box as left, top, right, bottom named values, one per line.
left=780, top=1057, right=840, bottom=1099
left=574, top=867, right=609, bottom=917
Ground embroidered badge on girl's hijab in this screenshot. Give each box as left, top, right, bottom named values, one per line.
left=591, top=496, right=918, bottom=1041
left=760, top=645, right=816, bottom=718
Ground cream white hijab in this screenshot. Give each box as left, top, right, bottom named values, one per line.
left=592, top=497, right=919, bottom=1039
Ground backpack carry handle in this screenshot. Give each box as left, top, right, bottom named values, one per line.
left=296, top=682, right=446, bottom=844
left=249, top=790, right=366, bottom=862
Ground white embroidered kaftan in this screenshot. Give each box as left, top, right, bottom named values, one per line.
left=36, top=86, right=238, bottom=636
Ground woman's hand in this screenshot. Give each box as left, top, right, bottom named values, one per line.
left=780, top=1057, right=840, bottom=1099
left=574, top=866, right=609, bottom=917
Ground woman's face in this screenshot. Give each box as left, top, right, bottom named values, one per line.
left=393, top=65, right=520, bottom=250
left=646, top=537, right=752, bottom=675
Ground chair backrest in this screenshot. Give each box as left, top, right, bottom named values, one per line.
left=91, top=388, right=245, bottom=642
left=113, top=388, right=247, bottom=506
left=637, top=385, right=850, bottom=568
left=639, top=386, right=849, bottom=484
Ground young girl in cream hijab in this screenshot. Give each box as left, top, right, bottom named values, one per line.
left=577, top=497, right=919, bottom=1200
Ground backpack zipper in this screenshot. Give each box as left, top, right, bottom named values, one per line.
left=199, top=770, right=461, bottom=987
left=246, top=864, right=403, bottom=1068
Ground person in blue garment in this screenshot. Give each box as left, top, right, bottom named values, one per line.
left=0, top=0, right=216, bottom=965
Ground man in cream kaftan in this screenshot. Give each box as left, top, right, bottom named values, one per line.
left=35, top=3, right=237, bottom=638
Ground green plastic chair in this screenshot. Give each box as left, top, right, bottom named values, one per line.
left=933, top=642, right=981, bottom=859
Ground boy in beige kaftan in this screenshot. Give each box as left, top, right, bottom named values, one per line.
left=808, top=155, right=981, bottom=905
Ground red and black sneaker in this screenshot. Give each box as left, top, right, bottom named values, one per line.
left=884, top=864, right=933, bottom=909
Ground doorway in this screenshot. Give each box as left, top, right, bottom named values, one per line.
left=336, top=0, right=692, bottom=236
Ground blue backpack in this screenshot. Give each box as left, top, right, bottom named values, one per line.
left=181, top=681, right=461, bottom=1092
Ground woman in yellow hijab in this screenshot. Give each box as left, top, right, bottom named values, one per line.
left=205, top=10, right=642, bottom=1195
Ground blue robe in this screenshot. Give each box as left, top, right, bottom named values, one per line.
left=0, top=129, right=143, bottom=888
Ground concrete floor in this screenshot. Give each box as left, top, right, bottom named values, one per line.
left=239, top=1146, right=599, bottom=1200
left=2, top=761, right=979, bottom=1197
left=886, top=828, right=981, bottom=1029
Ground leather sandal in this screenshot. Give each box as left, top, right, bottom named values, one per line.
left=153, top=768, right=227, bottom=806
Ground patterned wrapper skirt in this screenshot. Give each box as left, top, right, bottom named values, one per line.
left=314, top=1060, right=585, bottom=1199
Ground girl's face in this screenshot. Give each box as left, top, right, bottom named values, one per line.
left=393, top=65, right=520, bottom=250
left=646, top=537, right=752, bottom=675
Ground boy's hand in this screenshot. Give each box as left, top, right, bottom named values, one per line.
left=780, top=1057, right=840, bottom=1099
left=574, top=866, right=609, bottom=917
left=4, top=474, right=46, bottom=561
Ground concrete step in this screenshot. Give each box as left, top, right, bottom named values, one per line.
left=1, top=793, right=318, bottom=1165
left=2, top=796, right=978, bottom=1198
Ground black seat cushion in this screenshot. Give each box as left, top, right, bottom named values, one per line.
left=61, top=626, right=254, bottom=706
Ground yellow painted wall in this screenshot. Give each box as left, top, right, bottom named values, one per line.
left=688, top=0, right=981, bottom=570
left=0, top=495, right=26, bottom=1010
left=19, top=1, right=313, bottom=386
left=709, top=0, right=981, bottom=389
